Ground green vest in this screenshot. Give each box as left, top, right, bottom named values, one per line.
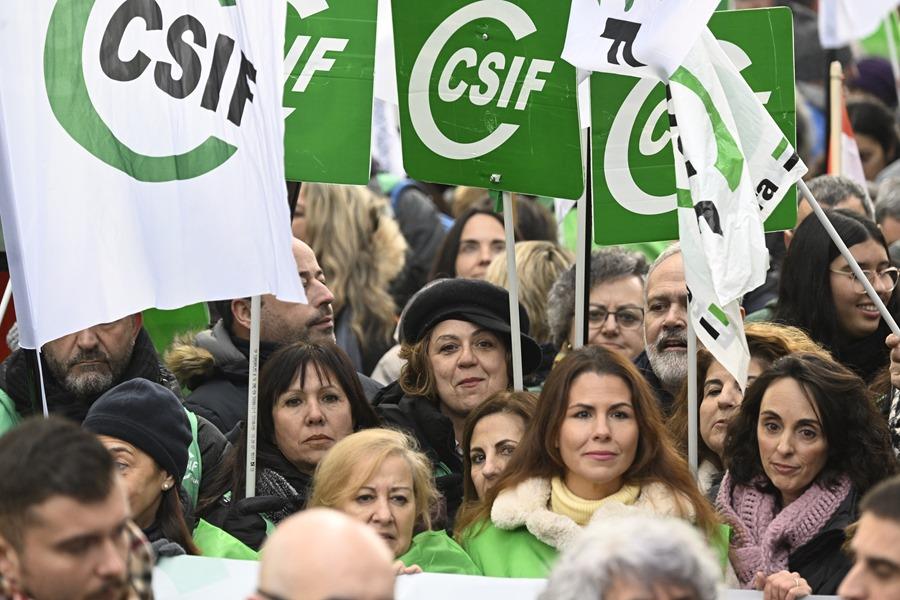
left=462, top=522, right=558, bottom=578
left=0, top=389, right=203, bottom=508
left=192, top=518, right=258, bottom=561
left=397, top=531, right=481, bottom=576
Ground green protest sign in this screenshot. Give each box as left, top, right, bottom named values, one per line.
left=392, top=0, right=583, bottom=199
left=592, top=7, right=796, bottom=244
left=283, top=0, right=376, bottom=184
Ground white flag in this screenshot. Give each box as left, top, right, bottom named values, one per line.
left=668, top=30, right=807, bottom=386
left=0, top=0, right=304, bottom=349
left=562, top=0, right=719, bottom=80
left=819, top=0, right=900, bottom=49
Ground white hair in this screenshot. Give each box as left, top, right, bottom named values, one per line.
left=538, top=514, right=721, bottom=600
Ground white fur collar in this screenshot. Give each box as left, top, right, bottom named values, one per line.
left=490, top=477, right=694, bottom=551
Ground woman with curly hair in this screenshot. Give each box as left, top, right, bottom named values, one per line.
left=295, top=183, right=407, bottom=375
left=717, top=353, right=898, bottom=597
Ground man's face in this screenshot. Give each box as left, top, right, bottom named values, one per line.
left=258, top=240, right=336, bottom=346
left=880, top=215, right=900, bottom=247
left=0, top=481, right=132, bottom=600
left=839, top=513, right=900, bottom=600
left=42, top=317, right=140, bottom=399
left=644, top=253, right=688, bottom=391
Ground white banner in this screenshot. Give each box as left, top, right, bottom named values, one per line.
left=668, top=30, right=806, bottom=386
left=562, top=0, right=718, bottom=80
left=0, top=0, right=304, bottom=349
left=819, top=0, right=900, bottom=49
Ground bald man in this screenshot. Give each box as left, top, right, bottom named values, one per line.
left=250, top=508, right=396, bottom=600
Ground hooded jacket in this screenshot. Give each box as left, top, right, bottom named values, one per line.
left=167, top=320, right=383, bottom=435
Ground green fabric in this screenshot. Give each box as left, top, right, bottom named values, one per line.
left=713, top=524, right=732, bottom=573
left=183, top=410, right=202, bottom=507
left=462, top=522, right=558, bottom=578
left=142, top=304, right=209, bottom=356
left=745, top=300, right=776, bottom=323
left=0, top=389, right=20, bottom=436
left=193, top=518, right=258, bottom=561
left=397, top=531, right=481, bottom=575
left=559, top=208, right=670, bottom=261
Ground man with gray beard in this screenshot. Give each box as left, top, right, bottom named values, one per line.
left=633, top=244, right=688, bottom=414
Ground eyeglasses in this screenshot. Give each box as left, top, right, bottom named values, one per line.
left=587, top=306, right=644, bottom=329
left=828, top=267, right=900, bottom=294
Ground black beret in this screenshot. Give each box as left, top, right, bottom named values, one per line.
left=399, top=279, right=542, bottom=374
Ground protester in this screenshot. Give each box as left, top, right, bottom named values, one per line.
left=838, top=475, right=900, bottom=600
left=847, top=57, right=898, bottom=111
left=485, top=241, right=573, bottom=385
left=0, top=313, right=227, bottom=506
left=294, top=183, right=407, bottom=375
left=249, top=508, right=395, bottom=600
left=774, top=210, right=899, bottom=383
left=198, top=341, right=380, bottom=550
left=538, top=514, right=721, bottom=600
left=634, top=244, right=687, bottom=412
left=429, top=208, right=508, bottom=281
left=667, top=323, right=829, bottom=496
left=309, top=428, right=480, bottom=575
left=374, top=278, right=542, bottom=528
left=717, top=353, right=898, bottom=596
left=83, top=378, right=257, bottom=560
left=847, top=99, right=900, bottom=183
left=883, top=333, right=900, bottom=456
left=875, top=179, right=900, bottom=246
left=799, top=175, right=873, bottom=224
left=547, top=247, right=647, bottom=364
left=461, top=346, right=719, bottom=578
left=167, top=238, right=382, bottom=434
left=0, top=418, right=153, bottom=600
left=454, top=391, right=537, bottom=539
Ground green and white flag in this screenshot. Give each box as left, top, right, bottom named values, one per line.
left=668, top=30, right=807, bottom=385
left=819, top=0, right=899, bottom=49
left=0, top=0, right=303, bottom=348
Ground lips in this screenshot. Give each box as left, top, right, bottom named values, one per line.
left=304, top=434, right=333, bottom=444
left=584, top=451, right=618, bottom=461
left=856, top=302, right=881, bottom=318
left=770, top=462, right=798, bottom=475
left=457, top=377, right=484, bottom=388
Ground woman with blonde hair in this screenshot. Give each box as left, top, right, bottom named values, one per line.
left=461, top=346, right=720, bottom=578
left=309, top=428, right=480, bottom=574
left=295, top=183, right=407, bottom=375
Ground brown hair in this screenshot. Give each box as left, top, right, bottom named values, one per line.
left=460, top=346, right=719, bottom=541
left=454, top=391, right=538, bottom=539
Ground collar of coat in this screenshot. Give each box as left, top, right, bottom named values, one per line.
left=490, top=477, right=695, bottom=551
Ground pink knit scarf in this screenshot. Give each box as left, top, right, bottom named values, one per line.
left=716, top=471, right=852, bottom=588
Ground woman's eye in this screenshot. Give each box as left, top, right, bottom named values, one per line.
left=704, top=387, right=722, bottom=398
left=321, top=394, right=341, bottom=404
left=391, top=495, right=409, bottom=506
left=470, top=452, right=485, bottom=465
left=763, top=422, right=780, bottom=433
left=499, top=444, right=516, bottom=456
left=115, top=462, right=128, bottom=472
left=355, top=494, right=374, bottom=503
left=611, top=410, right=631, bottom=420
left=438, top=344, right=458, bottom=354
left=799, top=429, right=818, bottom=440
left=475, top=339, right=495, bottom=349
left=574, top=410, right=591, bottom=419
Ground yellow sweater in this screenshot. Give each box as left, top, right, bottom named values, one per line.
left=549, top=477, right=640, bottom=526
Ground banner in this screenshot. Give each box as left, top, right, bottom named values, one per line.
left=819, top=0, right=900, bottom=49
left=283, top=0, right=377, bottom=184
left=562, top=0, right=718, bottom=80
left=0, top=0, right=303, bottom=349
left=592, top=8, right=797, bottom=245
left=392, top=0, right=583, bottom=199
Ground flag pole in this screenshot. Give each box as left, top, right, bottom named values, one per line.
left=799, top=181, right=900, bottom=338
left=502, top=191, right=524, bottom=391
left=828, top=61, right=843, bottom=175
left=574, top=198, right=587, bottom=349
left=686, top=299, right=698, bottom=474
left=0, top=280, right=13, bottom=327
left=244, top=295, right=262, bottom=499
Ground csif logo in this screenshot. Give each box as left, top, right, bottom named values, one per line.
left=409, top=0, right=556, bottom=160
left=44, top=0, right=259, bottom=182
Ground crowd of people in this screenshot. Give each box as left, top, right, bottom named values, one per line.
left=3, top=1, right=900, bottom=599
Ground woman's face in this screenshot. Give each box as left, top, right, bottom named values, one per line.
left=698, top=360, right=743, bottom=461
left=469, top=412, right=526, bottom=499
left=856, top=133, right=888, bottom=182
left=557, top=372, right=639, bottom=500
left=272, top=365, right=355, bottom=474
left=571, top=276, right=645, bottom=360
left=757, top=377, right=829, bottom=506
left=97, top=435, right=172, bottom=529
left=829, top=239, right=893, bottom=339
left=338, top=454, right=417, bottom=558
left=428, top=319, right=509, bottom=421
left=454, top=214, right=506, bottom=279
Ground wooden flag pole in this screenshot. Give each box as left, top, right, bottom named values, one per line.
left=828, top=61, right=843, bottom=175
left=501, top=191, right=525, bottom=391
left=245, top=295, right=262, bottom=499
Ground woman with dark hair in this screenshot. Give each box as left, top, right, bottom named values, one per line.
left=717, top=353, right=898, bottom=596
left=429, top=208, right=510, bottom=281
left=460, top=346, right=720, bottom=578
left=775, top=209, right=899, bottom=382
left=667, top=323, right=829, bottom=496
left=83, top=379, right=256, bottom=559
left=454, top=390, right=537, bottom=538
left=846, top=99, right=899, bottom=181
left=198, top=340, right=380, bottom=549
